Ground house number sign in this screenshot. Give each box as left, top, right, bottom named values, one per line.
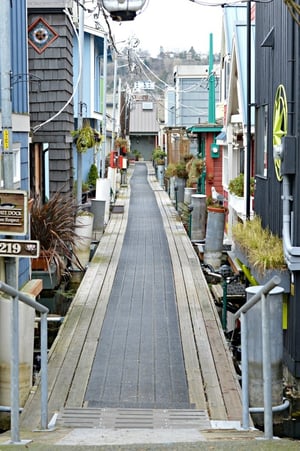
left=0, top=239, right=39, bottom=258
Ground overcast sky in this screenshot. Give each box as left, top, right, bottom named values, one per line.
left=107, top=0, right=224, bottom=56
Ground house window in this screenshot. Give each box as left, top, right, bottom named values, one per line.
left=256, top=104, right=268, bottom=177
left=142, top=102, right=153, bottom=110
left=0, top=142, right=21, bottom=187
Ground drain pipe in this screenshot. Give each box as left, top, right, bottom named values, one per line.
left=282, top=174, right=300, bottom=270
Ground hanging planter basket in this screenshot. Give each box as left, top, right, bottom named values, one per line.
left=71, top=122, right=101, bottom=153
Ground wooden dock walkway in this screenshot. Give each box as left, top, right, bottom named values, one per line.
left=20, top=162, right=243, bottom=432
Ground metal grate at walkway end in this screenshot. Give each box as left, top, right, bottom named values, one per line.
left=57, top=408, right=211, bottom=430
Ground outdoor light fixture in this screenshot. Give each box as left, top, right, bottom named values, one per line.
left=210, top=142, right=220, bottom=158
left=101, top=0, right=147, bottom=21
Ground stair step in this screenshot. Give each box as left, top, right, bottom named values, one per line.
left=57, top=407, right=211, bottom=430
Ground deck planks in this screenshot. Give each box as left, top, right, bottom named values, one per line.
left=21, top=163, right=242, bottom=431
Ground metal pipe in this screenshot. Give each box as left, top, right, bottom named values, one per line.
left=77, top=0, right=84, bottom=205
left=237, top=277, right=283, bottom=437
left=249, top=398, right=290, bottom=413
left=282, top=175, right=300, bottom=270
left=240, top=313, right=250, bottom=430
left=0, top=281, right=49, bottom=440
left=40, top=312, right=48, bottom=430
left=246, top=0, right=252, bottom=219
left=11, top=296, right=20, bottom=443
left=101, top=32, right=108, bottom=178
left=0, top=282, right=48, bottom=313
left=222, top=279, right=227, bottom=331
left=0, top=406, right=23, bottom=412
left=35, top=316, right=64, bottom=322
left=234, top=275, right=281, bottom=320
left=261, top=292, right=273, bottom=439
left=111, top=52, right=118, bottom=151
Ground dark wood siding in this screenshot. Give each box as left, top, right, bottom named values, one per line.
left=255, top=1, right=300, bottom=377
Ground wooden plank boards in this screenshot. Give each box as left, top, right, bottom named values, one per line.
left=20, top=183, right=131, bottom=430
left=148, top=164, right=243, bottom=422
left=21, top=164, right=243, bottom=431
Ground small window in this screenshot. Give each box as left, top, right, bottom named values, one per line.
left=142, top=102, right=153, bottom=110
left=256, top=105, right=268, bottom=177
left=0, top=142, right=21, bottom=187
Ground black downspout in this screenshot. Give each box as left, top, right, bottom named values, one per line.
left=246, top=1, right=251, bottom=219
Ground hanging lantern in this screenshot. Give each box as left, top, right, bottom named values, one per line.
left=101, top=0, right=147, bottom=21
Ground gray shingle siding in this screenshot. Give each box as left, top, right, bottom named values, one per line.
left=28, top=10, right=74, bottom=196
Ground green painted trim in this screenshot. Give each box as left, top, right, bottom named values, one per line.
left=187, top=126, right=222, bottom=133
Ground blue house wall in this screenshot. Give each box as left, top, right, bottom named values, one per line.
left=73, top=30, right=105, bottom=183
left=0, top=1, right=30, bottom=287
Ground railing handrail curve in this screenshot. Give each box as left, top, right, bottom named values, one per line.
left=0, top=280, right=49, bottom=444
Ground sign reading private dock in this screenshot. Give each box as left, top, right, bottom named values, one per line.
left=0, top=190, right=28, bottom=235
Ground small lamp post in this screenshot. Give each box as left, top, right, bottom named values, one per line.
left=101, top=0, right=147, bottom=21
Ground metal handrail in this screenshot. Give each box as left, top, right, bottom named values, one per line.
left=0, top=281, right=49, bottom=444
left=234, top=275, right=281, bottom=440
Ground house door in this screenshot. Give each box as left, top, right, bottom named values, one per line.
left=30, top=142, right=49, bottom=202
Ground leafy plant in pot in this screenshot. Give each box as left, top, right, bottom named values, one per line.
left=152, top=147, right=166, bottom=165
left=71, top=120, right=101, bottom=153
left=228, top=173, right=255, bottom=197
left=30, top=191, right=84, bottom=282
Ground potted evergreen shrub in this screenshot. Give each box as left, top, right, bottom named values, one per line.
left=88, top=163, right=99, bottom=197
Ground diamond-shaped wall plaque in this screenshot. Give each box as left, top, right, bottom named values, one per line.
left=28, top=17, right=59, bottom=54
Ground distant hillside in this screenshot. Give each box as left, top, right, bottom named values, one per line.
left=106, top=47, right=221, bottom=93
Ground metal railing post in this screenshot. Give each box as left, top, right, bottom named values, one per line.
left=40, top=312, right=48, bottom=430
left=261, top=292, right=273, bottom=439
left=234, top=275, right=283, bottom=439
left=11, top=295, right=20, bottom=443
left=240, top=311, right=250, bottom=429
left=0, top=281, right=49, bottom=442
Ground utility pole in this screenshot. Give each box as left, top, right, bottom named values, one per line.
left=77, top=0, right=84, bottom=205
left=101, top=32, right=108, bottom=178
left=208, top=33, right=216, bottom=124
left=111, top=51, right=118, bottom=151
left=0, top=0, right=17, bottom=287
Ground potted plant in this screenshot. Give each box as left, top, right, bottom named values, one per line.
left=232, top=216, right=289, bottom=291
left=30, top=191, right=83, bottom=283
left=115, top=137, right=128, bottom=155
left=152, top=147, right=166, bottom=165
left=87, top=163, right=99, bottom=197
left=186, top=157, right=204, bottom=188
left=71, top=120, right=101, bottom=153
left=228, top=173, right=255, bottom=215
left=175, top=160, right=189, bottom=180
left=132, top=149, right=141, bottom=161
left=228, top=173, right=255, bottom=197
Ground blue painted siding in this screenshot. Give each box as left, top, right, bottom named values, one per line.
left=11, top=0, right=28, bottom=113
